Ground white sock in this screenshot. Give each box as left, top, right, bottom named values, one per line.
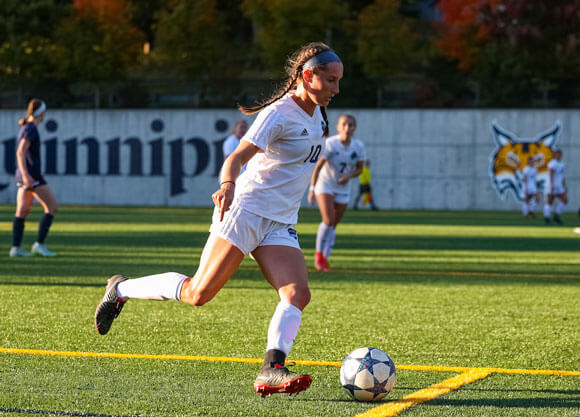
left=323, top=226, right=336, bottom=259
left=117, top=272, right=188, bottom=301
left=316, top=222, right=332, bottom=254
left=529, top=199, right=537, bottom=213
left=266, top=301, right=302, bottom=356
left=522, top=202, right=529, bottom=216
left=544, top=204, right=551, bottom=218
left=556, top=202, right=566, bottom=215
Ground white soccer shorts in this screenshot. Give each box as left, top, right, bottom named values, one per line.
left=209, top=203, right=301, bottom=255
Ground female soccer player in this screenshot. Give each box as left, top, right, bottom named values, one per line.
left=10, top=98, right=58, bottom=257
left=94, top=42, right=343, bottom=397
left=307, top=114, right=365, bottom=271
left=522, top=156, right=539, bottom=218
left=543, top=149, right=567, bottom=224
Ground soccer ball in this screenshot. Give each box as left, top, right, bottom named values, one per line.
left=340, top=347, right=396, bottom=402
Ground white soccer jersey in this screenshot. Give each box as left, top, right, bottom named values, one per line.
left=547, top=158, right=566, bottom=194
left=234, top=94, right=326, bottom=224
left=522, top=165, right=538, bottom=194
left=316, top=136, right=366, bottom=194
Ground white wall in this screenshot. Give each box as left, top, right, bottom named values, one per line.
left=0, top=109, right=577, bottom=210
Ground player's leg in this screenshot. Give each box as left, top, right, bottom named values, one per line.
left=10, top=188, right=34, bottom=257
left=31, top=184, right=58, bottom=256
left=528, top=194, right=537, bottom=217
left=553, top=193, right=568, bottom=224
left=323, top=201, right=347, bottom=260
left=251, top=245, right=312, bottom=396
left=544, top=194, right=554, bottom=224
left=315, top=193, right=335, bottom=271
left=95, top=234, right=244, bottom=335
left=522, top=195, right=530, bottom=217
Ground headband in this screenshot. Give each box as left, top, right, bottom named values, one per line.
left=303, top=50, right=341, bottom=70
left=33, top=101, right=46, bottom=117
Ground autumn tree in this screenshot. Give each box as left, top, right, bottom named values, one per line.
left=51, top=0, right=143, bottom=82
left=436, top=0, right=580, bottom=105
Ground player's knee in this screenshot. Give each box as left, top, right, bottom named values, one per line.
left=282, top=285, right=310, bottom=311
left=180, top=283, right=213, bottom=306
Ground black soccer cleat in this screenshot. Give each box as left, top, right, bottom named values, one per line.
left=254, top=364, right=312, bottom=397
left=94, top=274, right=128, bottom=335
left=553, top=215, right=563, bottom=225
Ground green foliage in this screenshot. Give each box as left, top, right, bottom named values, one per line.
left=153, top=0, right=231, bottom=77
left=356, top=0, right=425, bottom=78
left=0, top=0, right=67, bottom=77
left=241, top=0, right=351, bottom=74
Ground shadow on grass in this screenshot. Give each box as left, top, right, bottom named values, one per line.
left=428, top=396, right=580, bottom=409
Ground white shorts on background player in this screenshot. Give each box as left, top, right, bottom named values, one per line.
left=546, top=159, right=566, bottom=195
left=522, top=165, right=538, bottom=195
left=314, top=135, right=366, bottom=204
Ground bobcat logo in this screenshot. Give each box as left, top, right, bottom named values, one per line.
left=489, top=121, right=560, bottom=202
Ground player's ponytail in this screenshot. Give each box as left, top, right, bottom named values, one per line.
left=19, top=98, right=45, bottom=126
left=239, top=41, right=336, bottom=137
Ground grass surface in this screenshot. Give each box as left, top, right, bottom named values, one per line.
left=0, top=205, right=579, bottom=416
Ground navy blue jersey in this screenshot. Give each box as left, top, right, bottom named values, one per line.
left=15, top=122, right=43, bottom=184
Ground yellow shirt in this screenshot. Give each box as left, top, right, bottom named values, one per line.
left=359, top=166, right=371, bottom=185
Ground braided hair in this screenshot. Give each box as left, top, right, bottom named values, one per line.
left=239, top=42, right=333, bottom=137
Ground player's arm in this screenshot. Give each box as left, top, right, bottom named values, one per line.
left=16, top=138, right=34, bottom=187
left=213, top=140, right=261, bottom=221
left=308, top=158, right=327, bottom=205
left=337, top=160, right=364, bottom=185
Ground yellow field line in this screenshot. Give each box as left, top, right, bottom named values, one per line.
left=355, top=368, right=493, bottom=417
left=2, top=348, right=579, bottom=376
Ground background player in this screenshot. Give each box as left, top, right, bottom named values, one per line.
left=543, top=149, right=567, bottom=224
left=10, top=98, right=58, bottom=257
left=94, top=42, right=343, bottom=397
left=353, top=159, right=378, bottom=211
left=308, top=114, right=365, bottom=272
left=223, top=119, right=248, bottom=160
left=522, top=156, right=539, bottom=218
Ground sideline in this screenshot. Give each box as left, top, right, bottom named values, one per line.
left=2, top=348, right=579, bottom=376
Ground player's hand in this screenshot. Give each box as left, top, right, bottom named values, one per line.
left=23, top=174, right=35, bottom=188
left=212, top=182, right=235, bottom=221
left=308, top=189, right=316, bottom=206
left=337, top=175, right=349, bottom=185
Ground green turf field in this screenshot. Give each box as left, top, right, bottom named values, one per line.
left=1, top=205, right=579, bottom=417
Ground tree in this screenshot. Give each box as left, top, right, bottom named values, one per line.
left=356, top=0, right=427, bottom=78
left=152, top=0, right=231, bottom=77
left=241, top=0, right=350, bottom=75
left=436, top=0, right=580, bottom=105
left=51, top=0, right=144, bottom=82
left=0, top=0, right=67, bottom=78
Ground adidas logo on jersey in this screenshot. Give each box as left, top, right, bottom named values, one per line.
left=300, top=128, right=309, bottom=136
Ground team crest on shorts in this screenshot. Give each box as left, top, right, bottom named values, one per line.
left=489, top=120, right=560, bottom=202
left=287, top=228, right=298, bottom=240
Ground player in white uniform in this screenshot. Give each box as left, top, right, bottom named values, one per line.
left=94, top=42, right=343, bottom=397
left=308, top=115, right=365, bottom=271
left=543, top=149, right=567, bottom=224
left=521, top=157, right=539, bottom=218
